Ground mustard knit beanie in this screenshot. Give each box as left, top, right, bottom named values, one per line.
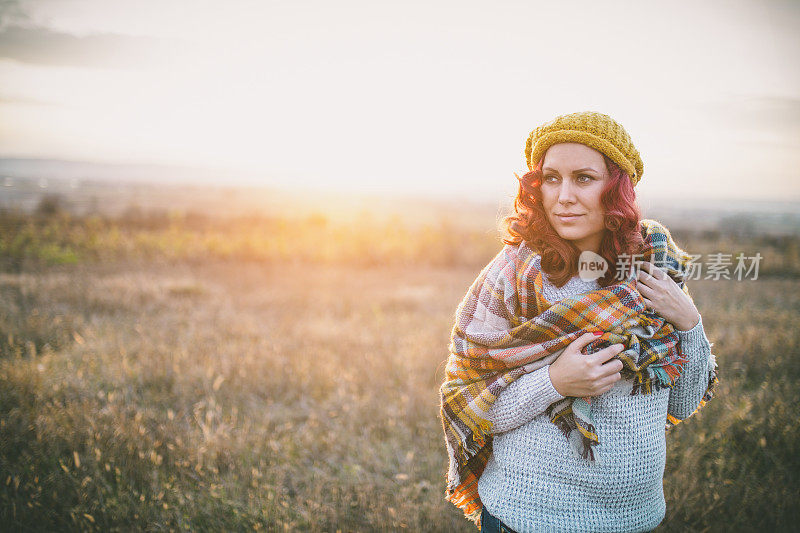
left=525, top=111, right=644, bottom=187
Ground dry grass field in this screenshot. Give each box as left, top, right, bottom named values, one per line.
left=1, top=204, right=800, bottom=531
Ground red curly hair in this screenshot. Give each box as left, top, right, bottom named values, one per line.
left=501, top=152, right=645, bottom=288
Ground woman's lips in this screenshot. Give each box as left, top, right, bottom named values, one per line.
left=556, top=214, right=583, bottom=223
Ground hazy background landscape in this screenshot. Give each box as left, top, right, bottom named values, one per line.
left=3, top=167, right=800, bottom=236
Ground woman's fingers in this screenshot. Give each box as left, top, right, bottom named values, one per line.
left=591, top=343, right=624, bottom=365
left=636, top=265, right=661, bottom=312
left=636, top=280, right=656, bottom=297
left=636, top=265, right=656, bottom=285
left=599, top=357, right=624, bottom=377
left=556, top=334, right=630, bottom=396
left=637, top=263, right=668, bottom=295
left=596, top=373, right=622, bottom=394
left=569, top=331, right=603, bottom=353
left=638, top=261, right=666, bottom=280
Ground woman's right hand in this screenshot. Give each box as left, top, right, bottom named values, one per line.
left=548, top=332, right=625, bottom=397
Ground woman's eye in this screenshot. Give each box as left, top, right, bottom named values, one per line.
left=544, top=174, right=593, bottom=183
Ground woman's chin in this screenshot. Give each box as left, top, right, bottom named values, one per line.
left=555, top=228, right=586, bottom=241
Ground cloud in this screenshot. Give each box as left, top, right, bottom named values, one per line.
left=0, top=0, right=28, bottom=28
left=690, top=94, right=800, bottom=145
left=0, top=23, right=159, bottom=69
left=725, top=95, right=800, bottom=129
left=0, top=94, right=59, bottom=106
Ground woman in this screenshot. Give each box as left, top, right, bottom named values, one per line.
left=440, top=111, right=718, bottom=533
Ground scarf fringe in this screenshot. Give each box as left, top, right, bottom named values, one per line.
left=548, top=403, right=600, bottom=461
left=629, top=353, right=689, bottom=396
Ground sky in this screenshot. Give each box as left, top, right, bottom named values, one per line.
left=0, top=0, right=799, bottom=203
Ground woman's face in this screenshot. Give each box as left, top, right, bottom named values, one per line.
left=540, top=142, right=609, bottom=254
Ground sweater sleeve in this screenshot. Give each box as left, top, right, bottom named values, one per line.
left=667, top=314, right=715, bottom=420
left=487, top=365, right=566, bottom=434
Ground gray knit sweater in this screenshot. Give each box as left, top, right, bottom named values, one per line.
left=477, top=264, right=714, bottom=533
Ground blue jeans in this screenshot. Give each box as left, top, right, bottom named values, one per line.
left=481, top=506, right=517, bottom=533
left=480, top=506, right=657, bottom=533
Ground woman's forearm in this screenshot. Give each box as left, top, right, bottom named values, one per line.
left=667, top=314, right=715, bottom=420
left=487, top=365, right=565, bottom=434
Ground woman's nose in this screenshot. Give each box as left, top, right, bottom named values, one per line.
left=558, top=180, right=576, bottom=204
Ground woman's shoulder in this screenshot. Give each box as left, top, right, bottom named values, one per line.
left=638, top=218, right=691, bottom=252
left=496, top=240, right=541, bottom=268
left=487, top=239, right=531, bottom=260
left=638, top=218, right=694, bottom=273
left=639, top=218, right=673, bottom=239
left=480, top=241, right=541, bottom=283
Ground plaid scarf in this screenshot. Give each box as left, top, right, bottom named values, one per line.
left=439, top=219, right=719, bottom=526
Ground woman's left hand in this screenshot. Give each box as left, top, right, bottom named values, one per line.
left=635, top=261, right=700, bottom=331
